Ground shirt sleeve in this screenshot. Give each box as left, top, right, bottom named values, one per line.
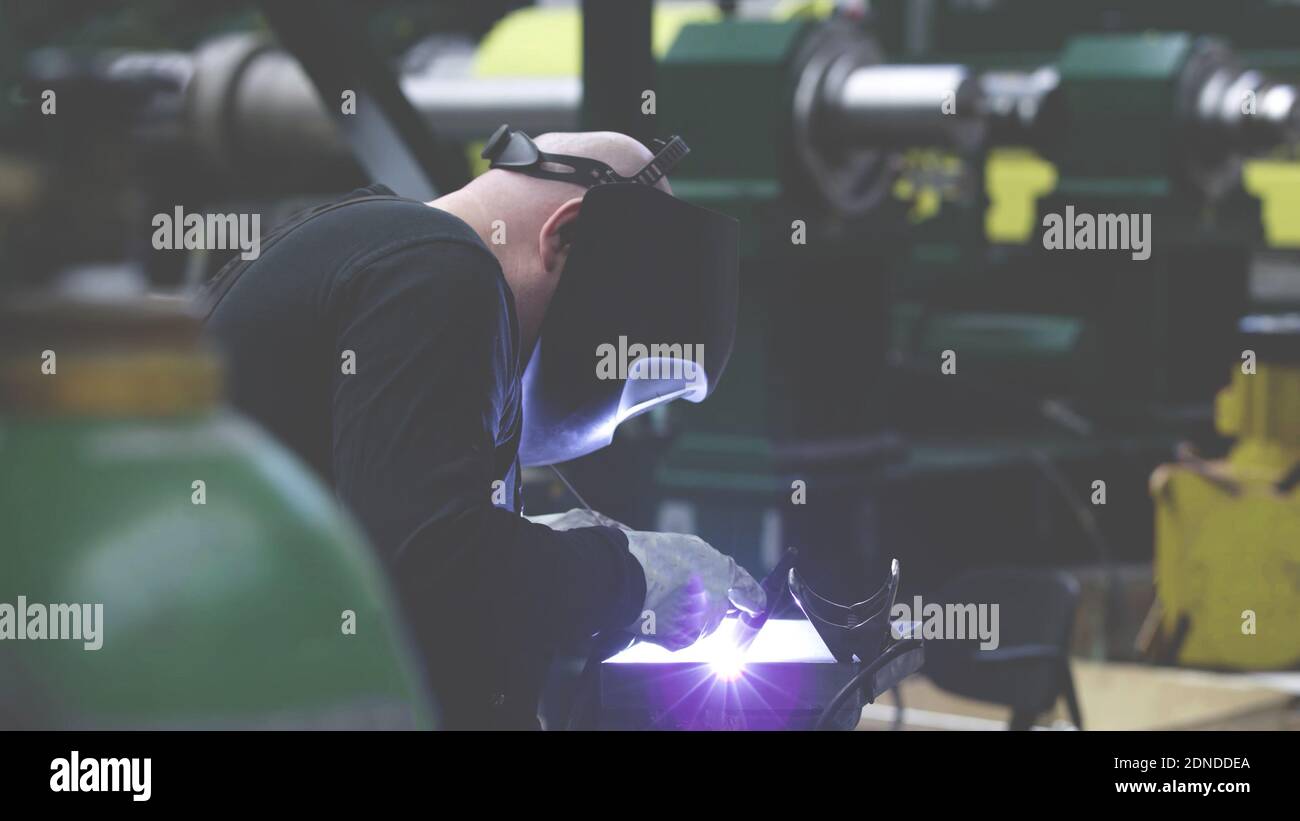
left=327, top=239, right=645, bottom=715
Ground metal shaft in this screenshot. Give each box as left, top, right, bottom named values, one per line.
left=95, top=29, right=1299, bottom=188
left=819, top=63, right=986, bottom=150
left=179, top=34, right=581, bottom=171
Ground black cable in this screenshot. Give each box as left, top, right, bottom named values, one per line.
left=1028, top=449, right=1124, bottom=639
left=1028, top=450, right=1111, bottom=564
left=814, top=639, right=923, bottom=731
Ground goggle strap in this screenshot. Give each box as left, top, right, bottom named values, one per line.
left=482, top=125, right=689, bottom=189
left=634, top=136, right=689, bottom=187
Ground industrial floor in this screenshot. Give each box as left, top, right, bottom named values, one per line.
left=858, top=662, right=1300, bottom=730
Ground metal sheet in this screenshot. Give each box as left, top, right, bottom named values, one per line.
left=599, top=619, right=879, bottom=730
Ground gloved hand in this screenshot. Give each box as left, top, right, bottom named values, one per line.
left=524, top=508, right=624, bottom=531
left=526, top=508, right=766, bottom=651
left=622, top=530, right=765, bottom=651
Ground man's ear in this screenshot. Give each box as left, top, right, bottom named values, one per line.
left=539, top=196, right=584, bottom=276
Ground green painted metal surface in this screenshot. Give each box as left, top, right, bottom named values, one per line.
left=1054, top=33, right=1191, bottom=184
left=0, top=410, right=434, bottom=729
left=659, top=19, right=806, bottom=187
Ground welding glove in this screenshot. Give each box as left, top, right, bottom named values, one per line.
left=622, top=530, right=766, bottom=651
left=526, top=509, right=766, bottom=651
left=525, top=508, right=624, bottom=531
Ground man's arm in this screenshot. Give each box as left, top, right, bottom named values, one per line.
left=327, top=239, right=644, bottom=712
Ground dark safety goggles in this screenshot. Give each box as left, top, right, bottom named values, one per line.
left=481, top=124, right=690, bottom=189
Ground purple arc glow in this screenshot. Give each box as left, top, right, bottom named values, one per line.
left=709, top=646, right=747, bottom=681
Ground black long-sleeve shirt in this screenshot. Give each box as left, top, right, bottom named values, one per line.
left=203, top=185, right=646, bottom=728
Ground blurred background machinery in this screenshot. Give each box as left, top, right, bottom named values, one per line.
left=3, top=0, right=1299, bottom=694
left=1151, top=314, right=1300, bottom=669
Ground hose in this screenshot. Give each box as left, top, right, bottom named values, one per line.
left=814, top=638, right=923, bottom=731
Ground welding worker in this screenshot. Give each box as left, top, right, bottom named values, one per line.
left=201, top=126, right=762, bottom=729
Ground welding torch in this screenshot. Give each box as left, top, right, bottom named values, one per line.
left=728, top=547, right=799, bottom=652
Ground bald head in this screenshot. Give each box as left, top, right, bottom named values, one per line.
left=429, top=130, right=674, bottom=361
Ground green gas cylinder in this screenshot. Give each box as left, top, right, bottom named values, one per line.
left=0, top=295, right=435, bottom=728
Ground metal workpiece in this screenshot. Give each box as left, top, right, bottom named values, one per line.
left=597, top=619, right=924, bottom=730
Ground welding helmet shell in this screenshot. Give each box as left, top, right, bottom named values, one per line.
left=480, top=126, right=739, bottom=466
left=519, top=183, right=738, bottom=465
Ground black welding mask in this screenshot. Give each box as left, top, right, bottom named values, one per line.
left=481, top=125, right=739, bottom=466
